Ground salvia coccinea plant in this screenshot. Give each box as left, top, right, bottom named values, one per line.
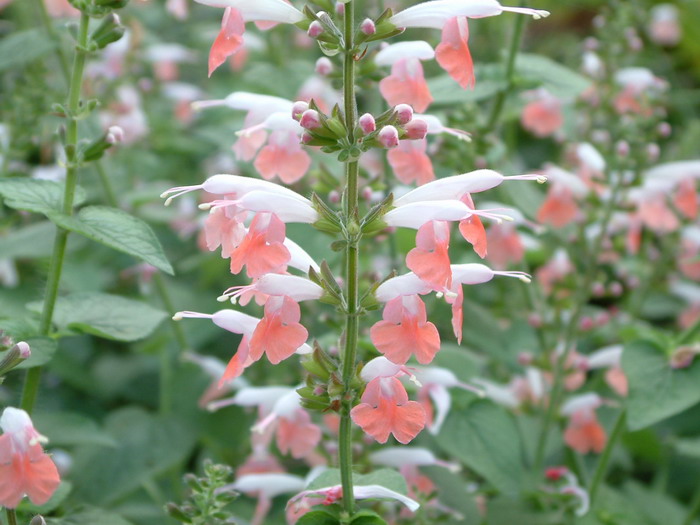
left=160, top=0, right=550, bottom=522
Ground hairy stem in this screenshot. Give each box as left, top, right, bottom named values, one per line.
left=588, top=409, right=626, bottom=505
left=339, top=0, right=359, bottom=516
left=21, top=12, right=90, bottom=414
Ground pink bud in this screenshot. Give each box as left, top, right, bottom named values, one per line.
left=609, top=282, right=623, bottom=296
left=315, top=57, right=333, bottom=76
left=300, top=109, right=321, bottom=130
left=579, top=317, right=595, bottom=331
left=595, top=312, right=610, bottom=326
left=15, top=341, right=31, bottom=359
left=361, top=187, right=373, bottom=201
left=517, top=352, right=533, bottom=366
left=394, top=104, right=413, bottom=125
left=403, top=118, right=427, bottom=140
left=670, top=345, right=700, bottom=369
left=646, top=143, right=660, bottom=162
left=657, top=122, right=672, bottom=137
left=106, top=125, right=124, bottom=144
left=615, top=140, right=629, bottom=157
left=360, top=18, right=376, bottom=35
left=545, top=466, right=569, bottom=481
left=591, top=282, right=605, bottom=297
left=335, top=2, right=344, bottom=15
left=301, top=132, right=314, bottom=144
left=308, top=21, right=324, bottom=38
left=358, top=113, right=376, bottom=134
left=292, top=100, right=309, bottom=121
left=378, top=125, right=399, bottom=148
left=329, top=190, right=340, bottom=203
left=528, top=313, right=542, bottom=328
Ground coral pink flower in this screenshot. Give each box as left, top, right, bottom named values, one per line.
left=674, top=178, right=698, bottom=219
left=585, top=345, right=628, bottom=397
left=387, top=139, right=435, bottom=185
left=208, top=7, right=245, bottom=77
left=435, top=16, right=474, bottom=89
left=276, top=409, right=322, bottom=458
left=376, top=41, right=435, bottom=112
left=521, top=89, right=564, bottom=138
left=195, top=0, right=304, bottom=76
left=0, top=408, right=61, bottom=509
left=370, top=295, right=440, bottom=365
left=351, top=375, right=426, bottom=444
left=390, top=0, right=548, bottom=88
left=249, top=295, right=309, bottom=365
left=406, top=221, right=452, bottom=290
left=254, top=129, right=311, bottom=184
left=561, top=394, right=606, bottom=454
left=536, top=166, right=588, bottom=228
left=486, top=223, right=525, bottom=268
left=204, top=205, right=246, bottom=258
left=229, top=212, right=291, bottom=277
left=458, top=193, right=487, bottom=258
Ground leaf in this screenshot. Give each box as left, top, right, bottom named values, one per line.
left=48, top=206, right=174, bottom=275
left=297, top=511, right=340, bottom=525
left=427, top=64, right=507, bottom=106
left=33, top=411, right=118, bottom=448
left=307, top=468, right=407, bottom=495
left=515, top=53, right=592, bottom=99
left=69, top=408, right=197, bottom=505
left=674, top=437, right=700, bottom=459
left=0, top=222, right=64, bottom=259
left=46, top=506, right=135, bottom=525
left=350, top=510, right=388, bottom=525
left=0, top=29, right=56, bottom=72
left=421, top=466, right=481, bottom=524
left=622, top=339, right=700, bottom=430
left=435, top=400, right=526, bottom=494
left=28, top=292, right=166, bottom=342
left=0, top=179, right=87, bottom=215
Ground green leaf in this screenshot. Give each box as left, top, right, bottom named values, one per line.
left=515, top=53, right=592, bottom=99
left=69, top=408, right=197, bottom=505
left=350, top=510, right=388, bottom=525
left=46, top=506, right=134, bottom=525
left=675, top=437, right=700, bottom=459
left=307, top=468, right=408, bottom=495
left=421, top=466, right=481, bottom=524
left=427, top=64, right=507, bottom=106
left=0, top=29, right=55, bottom=72
left=436, top=400, right=526, bottom=494
left=48, top=206, right=174, bottom=275
left=0, top=179, right=87, bottom=215
left=33, top=411, right=118, bottom=447
left=296, top=511, right=340, bottom=525
left=28, top=292, right=166, bottom=342
left=622, top=339, right=700, bottom=430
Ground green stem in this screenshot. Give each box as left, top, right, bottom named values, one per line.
left=34, top=0, right=71, bottom=81
left=534, top=170, right=626, bottom=471
left=153, top=273, right=189, bottom=416
left=20, top=12, right=90, bottom=414
left=588, top=409, right=626, bottom=506
left=5, top=509, right=17, bottom=525
left=683, top=485, right=700, bottom=525
left=484, top=13, right=526, bottom=132
left=339, top=0, right=359, bottom=516
left=95, top=161, right=118, bottom=207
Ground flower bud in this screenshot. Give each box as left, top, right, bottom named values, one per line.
left=609, top=282, right=623, bottom=296
left=91, top=12, right=125, bottom=49
left=378, top=125, right=399, bottom=148
left=315, top=57, right=333, bottom=76
left=646, top=143, right=660, bottom=162
left=615, top=140, right=629, bottom=157
left=335, top=2, right=345, bottom=15
left=394, top=104, right=413, bottom=125
left=292, top=100, right=309, bottom=121
left=329, top=190, right=340, bottom=203
left=308, top=21, right=324, bottom=38
left=0, top=341, right=31, bottom=376
left=106, top=125, right=124, bottom=144
left=300, top=109, right=321, bottom=130
left=403, top=118, right=428, bottom=140
left=657, top=122, right=672, bottom=137
left=358, top=113, right=376, bottom=134
left=670, top=344, right=700, bottom=369
left=361, top=187, right=373, bottom=201
left=360, top=18, right=376, bottom=35
left=545, top=466, right=569, bottom=482
left=301, top=131, right=315, bottom=145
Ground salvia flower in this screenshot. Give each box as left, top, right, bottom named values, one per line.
left=0, top=407, right=61, bottom=508
left=389, top=0, right=549, bottom=88
left=375, top=41, right=435, bottom=112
